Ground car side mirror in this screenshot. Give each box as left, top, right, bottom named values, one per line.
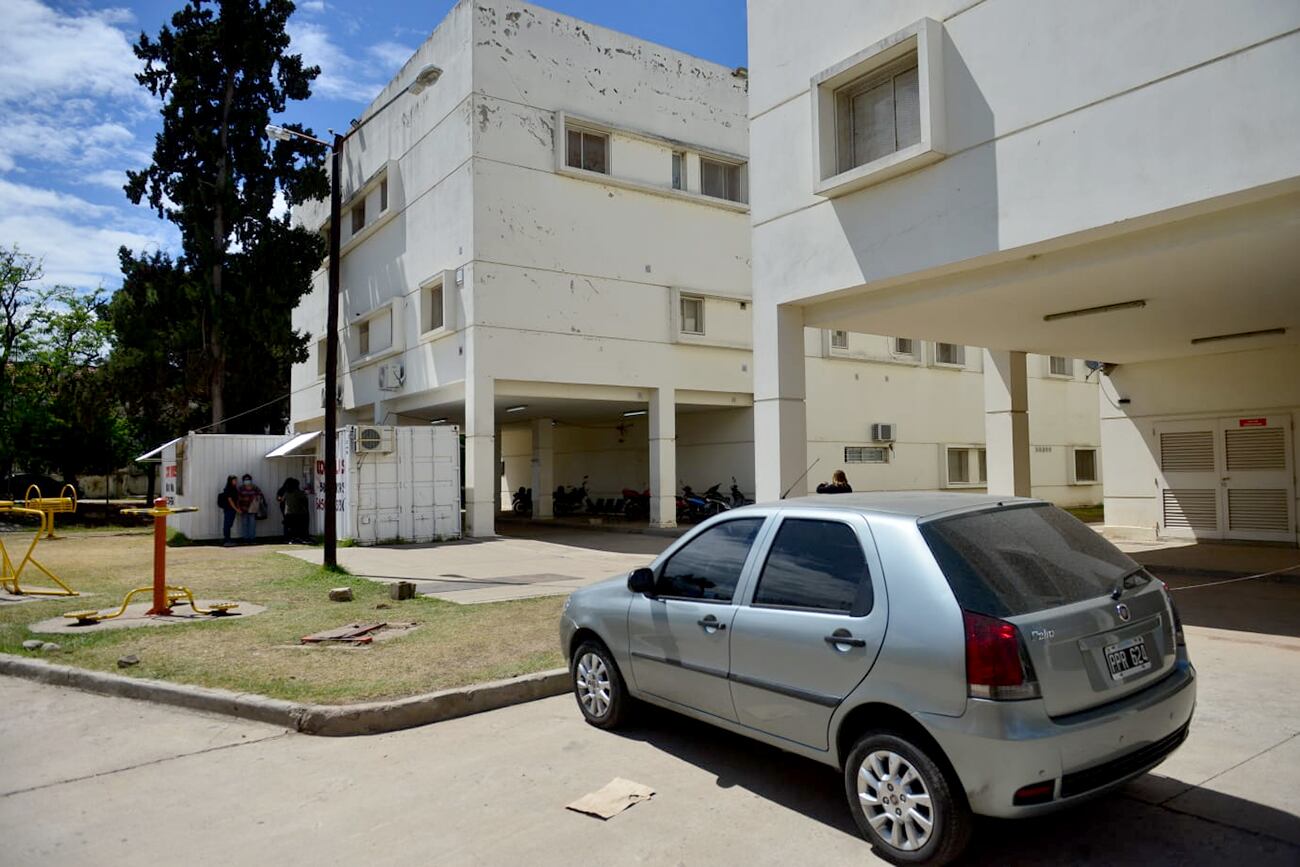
left=627, top=567, right=655, bottom=595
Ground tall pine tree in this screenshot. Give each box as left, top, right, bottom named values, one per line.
left=120, top=0, right=327, bottom=432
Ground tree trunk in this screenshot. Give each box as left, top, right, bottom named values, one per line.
left=208, top=74, right=237, bottom=432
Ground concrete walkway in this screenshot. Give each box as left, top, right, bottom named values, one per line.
left=285, top=523, right=667, bottom=603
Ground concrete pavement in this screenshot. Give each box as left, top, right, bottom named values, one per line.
left=3, top=610, right=1297, bottom=865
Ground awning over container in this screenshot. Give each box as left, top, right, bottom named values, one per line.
left=135, top=436, right=184, bottom=463
left=265, top=431, right=321, bottom=458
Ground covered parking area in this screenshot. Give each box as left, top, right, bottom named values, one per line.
left=755, top=182, right=1300, bottom=547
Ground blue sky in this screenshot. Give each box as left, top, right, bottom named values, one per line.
left=0, top=0, right=747, bottom=289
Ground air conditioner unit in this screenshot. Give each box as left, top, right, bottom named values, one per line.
left=871, top=423, right=896, bottom=442
left=320, top=384, right=344, bottom=408
left=378, top=361, right=405, bottom=391
left=353, top=425, right=394, bottom=454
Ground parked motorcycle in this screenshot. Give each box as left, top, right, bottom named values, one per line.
left=511, top=486, right=533, bottom=516
left=680, top=484, right=730, bottom=523
left=729, top=477, right=754, bottom=508
left=622, top=487, right=650, bottom=520
left=553, top=476, right=590, bottom=516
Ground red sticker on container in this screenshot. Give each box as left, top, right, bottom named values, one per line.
left=1239, top=418, right=1267, bottom=427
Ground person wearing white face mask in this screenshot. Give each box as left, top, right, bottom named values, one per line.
left=236, top=473, right=265, bottom=543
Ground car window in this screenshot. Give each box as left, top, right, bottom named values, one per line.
left=753, top=519, right=872, bottom=614
left=920, top=504, right=1144, bottom=618
left=657, top=518, right=765, bottom=602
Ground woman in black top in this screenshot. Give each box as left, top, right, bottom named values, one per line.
left=219, top=475, right=240, bottom=547
left=816, top=469, right=853, bottom=494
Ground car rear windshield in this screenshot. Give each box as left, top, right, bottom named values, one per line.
left=919, top=504, right=1145, bottom=618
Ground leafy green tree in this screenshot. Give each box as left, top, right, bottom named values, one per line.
left=121, top=0, right=327, bottom=432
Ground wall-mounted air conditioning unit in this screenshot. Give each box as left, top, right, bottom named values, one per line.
left=353, top=425, right=395, bottom=454
left=871, top=423, right=896, bottom=442
left=378, top=362, right=405, bottom=391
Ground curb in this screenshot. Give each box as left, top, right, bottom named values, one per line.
left=0, top=654, right=570, bottom=736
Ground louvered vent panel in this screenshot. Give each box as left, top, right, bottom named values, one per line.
left=1160, top=432, right=1215, bottom=472
left=1227, top=489, right=1290, bottom=532
left=1162, top=489, right=1217, bottom=530
left=1225, top=429, right=1286, bottom=471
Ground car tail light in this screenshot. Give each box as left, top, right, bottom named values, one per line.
left=964, top=611, right=1041, bottom=700
left=1160, top=582, right=1186, bottom=647
left=1012, top=781, right=1056, bottom=806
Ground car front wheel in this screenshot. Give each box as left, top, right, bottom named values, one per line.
left=571, top=640, right=629, bottom=729
left=843, top=732, right=971, bottom=866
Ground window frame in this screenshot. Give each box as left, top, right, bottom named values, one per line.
left=350, top=201, right=366, bottom=234
left=934, top=342, right=966, bottom=368
left=834, top=54, right=922, bottom=175
left=1048, top=355, right=1074, bottom=378
left=564, top=124, right=610, bottom=175
left=749, top=516, right=875, bottom=617
left=892, top=337, right=918, bottom=358
left=653, top=516, right=768, bottom=604
left=679, top=295, right=705, bottom=336
left=943, top=444, right=988, bottom=488
left=1070, top=447, right=1100, bottom=485
left=671, top=150, right=686, bottom=191
left=811, top=17, right=947, bottom=197
left=830, top=329, right=849, bottom=350
left=699, top=156, right=746, bottom=203
left=844, top=446, right=889, bottom=464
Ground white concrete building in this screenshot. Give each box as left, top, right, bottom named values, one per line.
left=748, top=0, right=1299, bottom=544
left=290, top=1, right=1104, bottom=537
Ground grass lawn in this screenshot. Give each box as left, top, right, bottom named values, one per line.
left=0, top=531, right=564, bottom=704
left=1064, top=504, right=1105, bottom=524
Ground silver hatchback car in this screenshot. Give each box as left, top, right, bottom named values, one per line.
left=559, top=493, right=1195, bottom=865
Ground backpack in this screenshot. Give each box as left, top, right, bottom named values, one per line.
left=217, top=489, right=229, bottom=509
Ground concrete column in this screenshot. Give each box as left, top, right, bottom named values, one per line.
left=649, top=388, right=677, bottom=528
left=531, top=418, right=554, bottom=520
left=754, top=304, right=808, bottom=502
left=983, top=349, right=1031, bottom=497
left=464, top=372, right=496, bottom=537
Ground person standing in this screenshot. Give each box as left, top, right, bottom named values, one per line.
left=237, top=474, right=264, bottom=543
left=219, top=475, right=240, bottom=547
left=281, top=477, right=311, bottom=544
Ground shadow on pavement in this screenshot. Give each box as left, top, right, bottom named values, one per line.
left=1153, top=571, right=1300, bottom=639
left=615, top=705, right=1298, bottom=865
left=497, top=520, right=673, bottom=556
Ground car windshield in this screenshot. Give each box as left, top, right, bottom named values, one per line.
left=919, top=504, right=1147, bottom=618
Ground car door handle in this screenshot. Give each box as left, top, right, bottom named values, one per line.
left=824, top=632, right=866, bottom=648
left=698, top=616, right=727, bottom=631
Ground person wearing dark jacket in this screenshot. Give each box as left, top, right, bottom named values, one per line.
left=280, top=477, right=311, bottom=544
left=218, top=476, right=240, bottom=547
left=816, top=469, right=853, bottom=494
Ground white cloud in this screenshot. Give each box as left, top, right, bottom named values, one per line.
left=0, top=179, right=176, bottom=288
left=288, top=21, right=413, bottom=103
left=298, top=0, right=326, bottom=13
left=0, top=0, right=143, bottom=103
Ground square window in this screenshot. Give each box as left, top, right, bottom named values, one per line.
left=947, top=448, right=969, bottom=484
left=831, top=330, right=849, bottom=349
left=566, top=127, right=608, bottom=174
left=358, top=320, right=370, bottom=356
left=350, top=201, right=365, bottom=234
left=672, top=151, right=686, bottom=190
left=936, top=343, right=965, bottom=366
left=379, top=177, right=388, bottom=212
left=945, top=446, right=986, bottom=487
left=1073, top=448, right=1098, bottom=484
left=836, top=57, right=920, bottom=174
left=1049, top=355, right=1072, bottom=377
left=680, top=296, right=704, bottom=335
left=893, top=337, right=915, bottom=356
left=701, top=157, right=744, bottom=202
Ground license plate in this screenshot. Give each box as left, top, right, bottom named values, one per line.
left=1104, top=635, right=1151, bottom=681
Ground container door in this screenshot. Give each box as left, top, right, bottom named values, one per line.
left=1220, top=415, right=1295, bottom=543
left=1155, top=419, right=1224, bottom=539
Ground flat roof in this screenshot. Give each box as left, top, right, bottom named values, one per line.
left=265, top=431, right=321, bottom=458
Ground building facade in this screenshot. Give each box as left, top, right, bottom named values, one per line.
left=747, top=0, right=1299, bottom=544
left=290, top=1, right=1104, bottom=537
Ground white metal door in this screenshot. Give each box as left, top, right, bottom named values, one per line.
left=1156, top=420, right=1223, bottom=540
left=1220, top=415, right=1294, bottom=543
left=1156, top=415, right=1295, bottom=542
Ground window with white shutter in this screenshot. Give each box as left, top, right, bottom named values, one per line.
left=836, top=56, right=921, bottom=174
left=1159, top=431, right=1215, bottom=472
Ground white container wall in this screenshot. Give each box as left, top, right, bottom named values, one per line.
left=318, top=425, right=462, bottom=545
left=161, top=434, right=291, bottom=541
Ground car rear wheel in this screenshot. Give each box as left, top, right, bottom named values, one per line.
left=843, top=732, right=971, bottom=866
left=571, top=640, right=629, bottom=729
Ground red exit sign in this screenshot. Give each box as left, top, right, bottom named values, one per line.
left=1239, top=418, right=1268, bottom=427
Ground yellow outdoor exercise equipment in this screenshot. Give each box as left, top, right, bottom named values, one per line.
left=0, top=498, right=79, bottom=597
left=62, top=498, right=237, bottom=624
left=25, top=483, right=78, bottom=539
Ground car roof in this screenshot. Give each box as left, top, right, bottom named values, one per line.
left=769, top=491, right=1044, bottom=521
